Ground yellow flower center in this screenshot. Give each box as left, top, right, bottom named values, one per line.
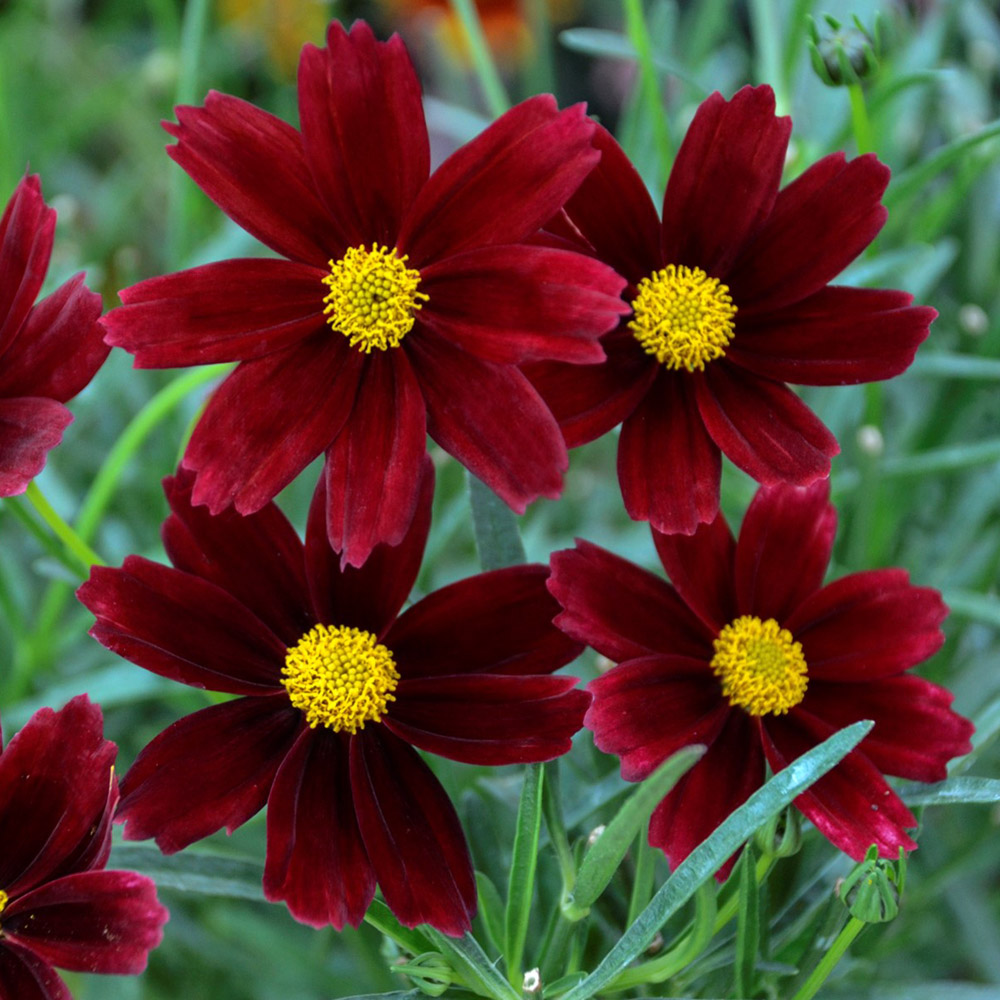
left=711, top=615, right=808, bottom=717
left=0, top=889, right=7, bottom=916
left=322, top=243, right=428, bottom=353
left=282, top=625, right=400, bottom=733
left=629, top=264, right=737, bottom=371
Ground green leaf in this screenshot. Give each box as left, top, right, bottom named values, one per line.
left=557, top=721, right=873, bottom=1000
left=897, top=776, right=1000, bottom=806
left=365, top=899, right=437, bottom=959
left=733, top=842, right=761, bottom=998
left=109, top=844, right=264, bottom=901
left=424, top=930, right=521, bottom=1000
left=908, top=353, right=1000, bottom=380
left=504, top=763, right=544, bottom=982
left=335, top=993, right=423, bottom=1000
left=467, top=472, right=526, bottom=570
left=563, top=745, right=705, bottom=920
left=942, top=589, right=1000, bottom=627
left=475, top=872, right=506, bottom=955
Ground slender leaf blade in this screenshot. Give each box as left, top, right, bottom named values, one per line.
left=504, top=763, right=544, bottom=981
left=467, top=472, right=526, bottom=570
left=897, top=776, right=1000, bottom=807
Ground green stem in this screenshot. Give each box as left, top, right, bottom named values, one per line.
left=449, top=0, right=511, bottom=118
left=847, top=82, right=875, bottom=154
left=790, top=916, right=866, bottom=1000
left=24, top=482, right=104, bottom=570
left=543, top=761, right=577, bottom=896
left=713, top=853, right=772, bottom=933
left=748, top=0, right=789, bottom=114
left=626, top=831, right=657, bottom=928
left=505, top=763, right=545, bottom=986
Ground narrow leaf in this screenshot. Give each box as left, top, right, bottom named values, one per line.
left=467, top=472, right=526, bottom=570
left=475, top=872, right=506, bottom=955
left=733, top=842, right=760, bottom=998
left=109, top=844, right=264, bottom=901
left=505, top=763, right=544, bottom=981
left=897, top=776, right=1000, bottom=807
left=365, top=899, right=437, bottom=959
left=908, top=353, right=1000, bottom=380
left=424, top=929, right=521, bottom=1000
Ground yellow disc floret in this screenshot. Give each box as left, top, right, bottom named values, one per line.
left=0, top=889, right=7, bottom=916
left=711, top=615, right=808, bottom=717
left=322, top=243, right=428, bottom=353
left=629, top=264, right=737, bottom=371
left=282, top=624, right=400, bottom=733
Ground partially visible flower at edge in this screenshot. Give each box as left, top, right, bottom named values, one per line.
left=76, top=458, right=590, bottom=935
left=548, top=479, right=973, bottom=877
left=0, top=175, right=108, bottom=497
left=0, top=695, right=168, bottom=1000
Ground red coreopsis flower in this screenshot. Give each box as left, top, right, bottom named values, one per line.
left=102, top=19, right=628, bottom=568
left=548, top=480, right=973, bottom=875
left=0, top=696, right=167, bottom=1000
left=0, top=176, right=108, bottom=496
left=76, top=459, right=589, bottom=935
left=526, top=85, right=935, bottom=535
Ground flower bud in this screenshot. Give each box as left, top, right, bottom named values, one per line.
left=753, top=805, right=802, bottom=859
left=838, top=846, right=907, bottom=923
left=808, top=13, right=883, bottom=86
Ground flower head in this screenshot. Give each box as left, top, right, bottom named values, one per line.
left=526, top=85, right=935, bottom=535
left=0, top=175, right=108, bottom=496
left=0, top=696, right=168, bottom=1000
left=103, top=19, right=628, bottom=568
left=77, top=459, right=590, bottom=935
left=548, top=480, right=973, bottom=875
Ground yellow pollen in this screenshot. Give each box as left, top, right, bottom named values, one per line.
left=711, top=615, right=808, bottom=717
left=629, top=264, right=737, bottom=371
left=0, top=889, right=7, bottom=915
left=282, top=624, right=400, bottom=733
left=322, top=243, right=428, bottom=353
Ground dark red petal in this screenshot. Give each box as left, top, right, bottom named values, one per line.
left=661, top=86, right=790, bottom=276
left=162, top=468, right=312, bottom=646
left=803, top=675, right=973, bottom=782
left=652, top=511, right=737, bottom=633
left=695, top=364, right=838, bottom=486
left=118, top=698, right=301, bottom=852
left=729, top=153, right=890, bottom=313
left=388, top=564, right=581, bottom=679
left=104, top=259, right=326, bottom=367
left=0, top=940, right=70, bottom=1000
left=419, top=244, right=627, bottom=364
left=762, top=709, right=917, bottom=859
left=786, top=570, right=947, bottom=681
left=78, top=557, right=288, bottom=694
left=733, top=480, right=836, bottom=622
left=263, top=730, right=375, bottom=929
left=0, top=696, right=116, bottom=897
left=727, top=286, right=935, bottom=385
left=297, top=21, right=428, bottom=247
left=0, top=397, right=71, bottom=497
left=322, top=349, right=427, bottom=568
left=586, top=655, right=727, bottom=781
left=648, top=710, right=763, bottom=879
left=307, top=456, right=433, bottom=638
left=350, top=728, right=476, bottom=935
left=386, top=673, right=589, bottom=765
left=548, top=540, right=713, bottom=662
left=182, top=335, right=365, bottom=516
left=4, top=870, right=167, bottom=974
left=400, top=96, right=599, bottom=263
left=406, top=327, right=567, bottom=512
left=0, top=274, right=106, bottom=402
left=165, top=92, right=333, bottom=265
left=0, top=175, right=55, bottom=356
left=618, top=372, right=722, bottom=534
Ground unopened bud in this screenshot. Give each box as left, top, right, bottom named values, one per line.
left=808, top=13, right=882, bottom=86
left=753, top=806, right=802, bottom=859
left=838, top=845, right=906, bottom=923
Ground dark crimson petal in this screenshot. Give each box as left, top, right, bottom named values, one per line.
left=0, top=175, right=55, bottom=356
left=586, top=655, right=727, bottom=781
left=548, top=540, right=713, bottom=662
left=161, top=469, right=313, bottom=646
left=561, top=124, right=662, bottom=283
left=418, top=244, right=627, bottom=364
left=104, top=259, right=326, bottom=367
left=118, top=697, right=301, bottom=852
left=165, top=92, right=334, bottom=265
left=386, top=673, right=589, bottom=765
left=263, top=730, right=375, bottom=929
left=0, top=397, right=71, bottom=497
left=307, top=456, right=433, bottom=639
left=727, top=286, right=935, bottom=385
left=350, top=727, right=476, bottom=935
left=78, top=557, right=288, bottom=694
left=406, top=326, right=567, bottom=512
left=387, top=564, right=582, bottom=679
left=785, top=569, right=947, bottom=681
left=4, top=871, right=166, bottom=975
left=761, top=709, right=917, bottom=859
left=0, top=274, right=106, bottom=402
left=661, top=86, right=790, bottom=277
left=652, top=511, right=737, bottom=633
left=0, top=696, right=116, bottom=897
left=728, top=153, right=890, bottom=313
left=183, top=334, right=365, bottom=516
left=648, top=709, right=763, bottom=879
left=733, top=480, right=836, bottom=622
left=297, top=21, right=428, bottom=248
left=618, top=371, right=722, bottom=535
left=802, top=675, right=973, bottom=782
left=399, top=96, right=599, bottom=264
left=322, top=349, right=427, bottom=568
left=695, top=364, right=839, bottom=486
left=0, top=940, right=70, bottom=1000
